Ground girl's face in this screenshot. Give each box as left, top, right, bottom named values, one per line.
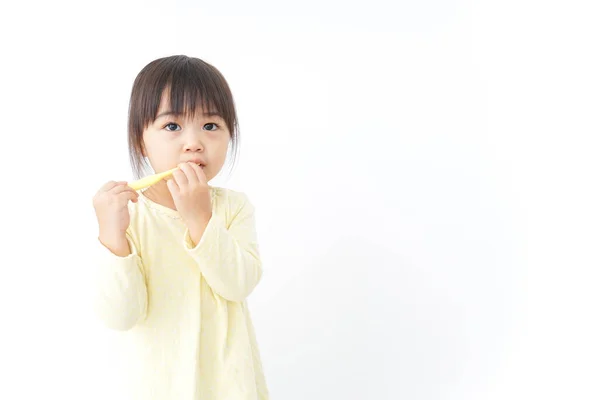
left=142, top=93, right=230, bottom=183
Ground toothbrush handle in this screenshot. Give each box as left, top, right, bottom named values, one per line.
left=128, top=167, right=179, bottom=191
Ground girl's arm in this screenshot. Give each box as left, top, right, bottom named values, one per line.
left=92, top=232, right=148, bottom=331
left=183, top=192, right=263, bottom=302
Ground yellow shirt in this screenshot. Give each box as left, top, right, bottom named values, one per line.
left=93, top=186, right=269, bottom=400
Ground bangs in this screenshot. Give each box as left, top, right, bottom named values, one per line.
left=133, top=57, right=235, bottom=128
left=161, top=81, right=222, bottom=120
left=157, top=62, right=233, bottom=122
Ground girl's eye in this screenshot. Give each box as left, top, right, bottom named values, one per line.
left=164, top=122, right=181, bottom=131
left=204, top=123, right=219, bottom=131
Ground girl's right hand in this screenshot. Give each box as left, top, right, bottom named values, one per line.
left=93, top=181, right=139, bottom=253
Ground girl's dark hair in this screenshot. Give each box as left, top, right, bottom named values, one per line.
left=127, top=55, right=239, bottom=179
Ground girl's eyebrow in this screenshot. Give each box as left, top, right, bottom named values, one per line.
left=155, top=111, right=223, bottom=120
left=155, top=111, right=181, bottom=120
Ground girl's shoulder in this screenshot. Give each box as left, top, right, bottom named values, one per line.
left=210, top=185, right=254, bottom=211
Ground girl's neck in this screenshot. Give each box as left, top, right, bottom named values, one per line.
left=141, top=183, right=177, bottom=211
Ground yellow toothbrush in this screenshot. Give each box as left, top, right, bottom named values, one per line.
left=128, top=167, right=180, bottom=191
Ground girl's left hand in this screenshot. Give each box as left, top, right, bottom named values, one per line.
left=167, top=162, right=212, bottom=235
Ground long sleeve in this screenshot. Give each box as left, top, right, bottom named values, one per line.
left=93, top=232, right=148, bottom=331
left=183, top=192, right=263, bottom=302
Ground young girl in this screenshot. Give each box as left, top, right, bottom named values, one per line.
left=92, top=55, right=269, bottom=400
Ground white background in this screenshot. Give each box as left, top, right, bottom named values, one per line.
left=0, top=0, right=599, bottom=399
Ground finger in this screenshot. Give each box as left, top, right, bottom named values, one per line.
left=119, top=190, right=139, bottom=203
left=171, top=167, right=189, bottom=187
left=110, top=183, right=138, bottom=195
left=178, top=163, right=199, bottom=185
left=99, top=180, right=126, bottom=192
left=187, top=162, right=206, bottom=183
left=166, top=178, right=179, bottom=197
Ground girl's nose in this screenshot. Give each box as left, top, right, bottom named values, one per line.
left=183, top=133, right=204, bottom=152
left=184, top=142, right=203, bottom=152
